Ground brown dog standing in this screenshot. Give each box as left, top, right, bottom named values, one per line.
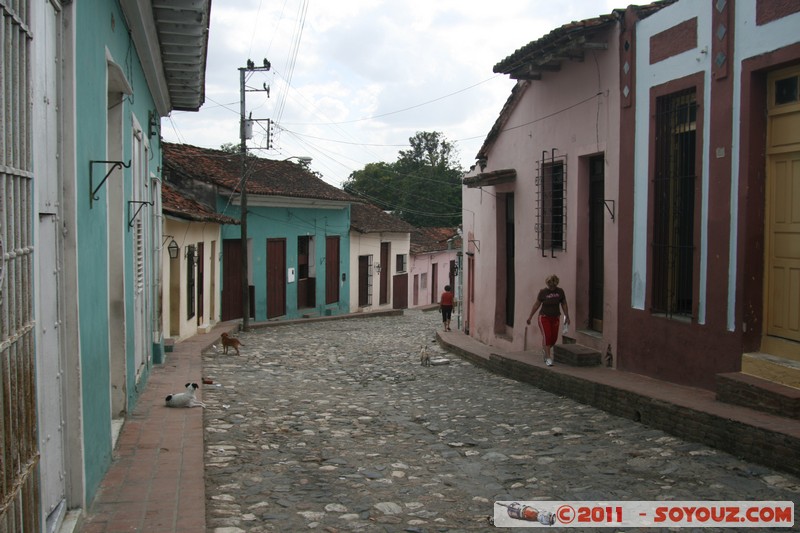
left=220, top=332, right=243, bottom=355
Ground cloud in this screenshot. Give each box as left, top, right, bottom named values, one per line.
left=164, top=0, right=620, bottom=186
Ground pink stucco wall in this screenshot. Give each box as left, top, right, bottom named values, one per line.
left=462, top=23, right=621, bottom=359
left=409, top=250, right=460, bottom=309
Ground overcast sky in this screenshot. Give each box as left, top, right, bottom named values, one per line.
left=162, top=1, right=619, bottom=188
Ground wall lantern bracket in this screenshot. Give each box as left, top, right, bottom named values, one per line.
left=90, top=159, right=131, bottom=208
left=604, top=199, right=616, bottom=222
left=128, top=200, right=153, bottom=229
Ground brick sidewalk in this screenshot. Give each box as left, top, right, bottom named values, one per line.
left=79, top=322, right=236, bottom=533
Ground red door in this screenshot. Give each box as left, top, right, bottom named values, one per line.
left=267, top=239, right=286, bottom=318
left=431, top=263, right=438, bottom=304
left=221, top=239, right=242, bottom=321
left=379, top=242, right=390, bottom=305
left=392, top=273, right=408, bottom=309
left=326, top=236, right=340, bottom=304
left=358, top=255, right=370, bottom=307
left=197, top=242, right=205, bottom=325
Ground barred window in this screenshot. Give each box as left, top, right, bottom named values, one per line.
left=652, top=88, right=697, bottom=317
left=536, top=152, right=567, bottom=254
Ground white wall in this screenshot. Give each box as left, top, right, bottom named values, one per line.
left=348, top=232, right=410, bottom=312
left=161, top=218, right=222, bottom=340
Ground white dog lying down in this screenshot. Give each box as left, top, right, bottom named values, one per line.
left=165, top=382, right=206, bottom=408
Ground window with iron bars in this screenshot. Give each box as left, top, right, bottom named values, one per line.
left=536, top=151, right=567, bottom=255
left=651, top=88, right=697, bottom=318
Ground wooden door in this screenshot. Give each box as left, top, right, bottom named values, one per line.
left=765, top=67, right=800, bottom=345
left=197, top=242, right=204, bottom=325
left=221, top=239, right=243, bottom=321
left=431, top=263, right=438, bottom=304
left=765, top=151, right=800, bottom=343
left=267, top=239, right=286, bottom=319
left=393, top=273, right=408, bottom=309
left=379, top=242, right=390, bottom=304
left=326, top=236, right=340, bottom=304
left=358, top=255, right=370, bottom=307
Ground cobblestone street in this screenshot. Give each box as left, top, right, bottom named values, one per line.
left=201, top=310, right=800, bottom=532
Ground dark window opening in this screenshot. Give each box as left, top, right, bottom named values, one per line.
left=396, top=254, right=407, bottom=273
left=652, top=88, right=697, bottom=318
left=298, top=235, right=310, bottom=279
left=775, top=75, right=799, bottom=105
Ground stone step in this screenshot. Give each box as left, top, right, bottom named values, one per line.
left=553, top=343, right=602, bottom=367
left=741, top=352, right=800, bottom=389
left=716, top=371, right=800, bottom=420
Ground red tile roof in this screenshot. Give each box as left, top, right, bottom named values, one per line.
left=162, top=184, right=240, bottom=225
left=477, top=1, right=675, bottom=163
left=162, top=142, right=358, bottom=203
left=350, top=203, right=416, bottom=234
left=493, top=2, right=673, bottom=75
left=411, top=226, right=462, bottom=254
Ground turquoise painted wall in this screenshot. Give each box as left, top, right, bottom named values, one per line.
left=76, top=0, right=159, bottom=503
left=220, top=202, right=352, bottom=321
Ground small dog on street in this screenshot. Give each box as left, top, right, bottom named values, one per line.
left=165, top=382, right=206, bottom=408
left=419, top=345, right=431, bottom=367
left=220, top=332, right=243, bottom=355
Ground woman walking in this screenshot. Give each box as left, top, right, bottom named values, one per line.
left=526, top=275, right=570, bottom=366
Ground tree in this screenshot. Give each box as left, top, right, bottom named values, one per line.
left=343, top=131, right=463, bottom=227
left=393, top=131, right=463, bottom=227
left=219, top=142, right=242, bottom=153
left=342, top=162, right=397, bottom=211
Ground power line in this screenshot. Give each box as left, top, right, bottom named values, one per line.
left=281, top=75, right=502, bottom=126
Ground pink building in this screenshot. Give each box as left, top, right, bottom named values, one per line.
left=409, top=227, right=462, bottom=311
left=464, top=0, right=800, bottom=400
left=461, top=7, right=667, bottom=358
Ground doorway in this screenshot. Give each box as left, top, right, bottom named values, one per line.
left=196, top=242, right=204, bottom=325
left=267, top=238, right=287, bottom=318
left=588, top=155, right=605, bottom=332
left=763, top=67, right=800, bottom=353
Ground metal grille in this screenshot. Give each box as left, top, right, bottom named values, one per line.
left=651, top=88, right=697, bottom=317
left=0, top=0, right=42, bottom=530
left=535, top=150, right=568, bottom=256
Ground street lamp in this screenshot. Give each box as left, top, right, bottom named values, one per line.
left=167, top=239, right=179, bottom=259
left=282, top=155, right=312, bottom=165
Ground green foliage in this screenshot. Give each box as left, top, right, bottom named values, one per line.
left=342, top=131, right=463, bottom=227
left=219, top=142, right=244, bottom=153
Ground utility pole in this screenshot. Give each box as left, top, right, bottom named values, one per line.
left=238, top=58, right=271, bottom=331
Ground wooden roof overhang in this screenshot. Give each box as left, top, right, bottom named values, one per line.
left=463, top=168, right=517, bottom=188
left=493, top=15, right=616, bottom=80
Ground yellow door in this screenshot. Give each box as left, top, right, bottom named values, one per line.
left=765, top=151, right=800, bottom=343
left=765, top=66, right=800, bottom=347
left=745, top=67, right=800, bottom=385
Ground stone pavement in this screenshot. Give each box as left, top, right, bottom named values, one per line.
left=201, top=310, right=800, bottom=532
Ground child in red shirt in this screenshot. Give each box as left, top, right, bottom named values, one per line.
left=440, top=285, right=454, bottom=331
